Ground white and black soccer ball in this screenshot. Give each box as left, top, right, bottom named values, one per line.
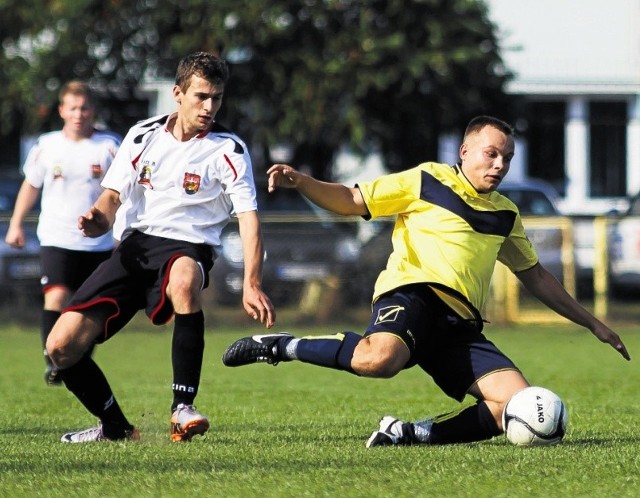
left=502, top=386, right=568, bottom=446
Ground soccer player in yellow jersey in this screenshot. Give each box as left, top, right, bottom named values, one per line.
left=223, top=116, right=630, bottom=446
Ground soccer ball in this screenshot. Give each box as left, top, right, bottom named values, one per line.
left=502, top=386, right=568, bottom=446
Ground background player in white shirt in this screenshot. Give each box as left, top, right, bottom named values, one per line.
left=5, top=81, right=120, bottom=385
left=46, top=52, right=275, bottom=443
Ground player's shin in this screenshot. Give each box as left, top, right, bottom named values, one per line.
left=61, top=355, right=134, bottom=438
left=292, top=331, right=362, bottom=373
left=428, top=401, right=501, bottom=444
left=171, top=311, right=205, bottom=410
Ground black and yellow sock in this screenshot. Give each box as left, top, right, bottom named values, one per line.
left=292, top=331, right=361, bottom=373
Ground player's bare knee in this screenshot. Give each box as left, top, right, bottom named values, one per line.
left=352, top=351, right=403, bottom=378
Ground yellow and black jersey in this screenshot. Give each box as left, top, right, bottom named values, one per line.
left=358, top=162, right=538, bottom=317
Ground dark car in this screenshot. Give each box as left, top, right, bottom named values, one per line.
left=0, top=176, right=41, bottom=302
left=497, top=179, right=571, bottom=285
left=211, top=187, right=362, bottom=305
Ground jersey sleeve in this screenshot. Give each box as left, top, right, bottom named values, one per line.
left=21, top=138, right=48, bottom=188
left=497, top=214, right=540, bottom=272
left=101, top=126, right=140, bottom=199
left=216, top=136, right=257, bottom=215
left=358, top=167, right=419, bottom=219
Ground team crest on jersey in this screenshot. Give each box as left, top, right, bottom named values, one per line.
left=91, top=164, right=102, bottom=178
left=374, top=305, right=405, bottom=325
left=53, top=165, right=63, bottom=179
left=183, top=173, right=201, bottom=195
left=138, top=164, right=154, bottom=189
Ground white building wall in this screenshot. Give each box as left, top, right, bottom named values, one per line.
left=486, top=0, right=640, bottom=214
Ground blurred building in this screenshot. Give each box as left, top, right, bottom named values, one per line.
left=484, top=0, right=640, bottom=214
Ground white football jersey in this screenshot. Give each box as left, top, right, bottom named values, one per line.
left=103, top=114, right=257, bottom=253
left=23, top=129, right=121, bottom=251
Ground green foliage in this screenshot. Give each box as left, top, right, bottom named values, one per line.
left=0, top=322, right=638, bottom=497
left=0, top=0, right=513, bottom=173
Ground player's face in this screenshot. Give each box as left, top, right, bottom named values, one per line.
left=174, top=75, right=224, bottom=137
left=458, top=125, right=515, bottom=193
left=58, top=94, right=95, bottom=139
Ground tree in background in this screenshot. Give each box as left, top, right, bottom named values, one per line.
left=0, top=0, right=514, bottom=175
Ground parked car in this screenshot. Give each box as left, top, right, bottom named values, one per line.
left=0, top=176, right=41, bottom=302
left=608, top=192, right=640, bottom=293
left=210, top=187, right=362, bottom=305
left=497, top=179, right=569, bottom=284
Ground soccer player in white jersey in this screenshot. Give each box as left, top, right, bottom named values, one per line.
left=46, top=52, right=275, bottom=443
left=223, top=116, right=630, bottom=447
left=6, top=81, right=120, bottom=386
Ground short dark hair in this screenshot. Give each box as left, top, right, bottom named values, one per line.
left=464, top=115, right=514, bottom=140
left=175, top=52, right=230, bottom=91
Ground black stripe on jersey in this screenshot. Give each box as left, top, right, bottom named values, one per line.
left=420, top=171, right=516, bottom=237
left=211, top=122, right=245, bottom=154
left=133, top=115, right=168, bottom=144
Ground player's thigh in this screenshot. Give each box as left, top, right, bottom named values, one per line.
left=47, top=309, right=107, bottom=366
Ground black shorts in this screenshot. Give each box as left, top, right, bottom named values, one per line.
left=66, top=231, right=214, bottom=342
left=40, top=246, right=112, bottom=292
left=364, top=284, right=519, bottom=402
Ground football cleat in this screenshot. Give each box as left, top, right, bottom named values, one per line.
left=61, top=423, right=140, bottom=443
left=366, top=416, right=406, bottom=448
left=170, top=403, right=210, bottom=442
left=222, top=332, right=293, bottom=367
left=44, top=364, right=63, bottom=386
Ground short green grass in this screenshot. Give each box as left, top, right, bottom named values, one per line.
left=0, top=319, right=638, bottom=497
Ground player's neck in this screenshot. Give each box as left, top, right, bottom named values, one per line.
left=62, top=126, right=93, bottom=141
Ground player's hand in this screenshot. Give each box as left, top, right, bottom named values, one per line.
left=267, top=164, right=302, bottom=192
left=4, top=225, right=25, bottom=248
left=592, top=323, right=631, bottom=361
left=242, top=285, right=276, bottom=329
left=78, top=206, right=110, bottom=238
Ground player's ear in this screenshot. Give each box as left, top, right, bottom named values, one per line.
left=459, top=143, right=467, bottom=163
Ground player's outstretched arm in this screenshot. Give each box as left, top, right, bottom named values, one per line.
left=516, top=263, right=631, bottom=361
left=267, top=163, right=368, bottom=217
left=5, top=180, right=40, bottom=248
left=78, top=188, right=121, bottom=238
left=237, top=210, right=275, bottom=328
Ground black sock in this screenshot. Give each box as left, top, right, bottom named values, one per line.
left=171, top=311, right=205, bottom=410
left=61, top=356, right=133, bottom=438
left=427, top=402, right=501, bottom=444
left=294, top=331, right=361, bottom=373
left=41, top=310, right=60, bottom=366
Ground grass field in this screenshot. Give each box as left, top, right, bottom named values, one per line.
left=0, top=317, right=638, bottom=497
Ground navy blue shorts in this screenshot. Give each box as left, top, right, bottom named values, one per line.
left=66, top=231, right=213, bottom=342
left=40, top=246, right=112, bottom=292
left=364, top=284, right=519, bottom=401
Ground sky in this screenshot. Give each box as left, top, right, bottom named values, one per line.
left=485, top=0, right=640, bottom=86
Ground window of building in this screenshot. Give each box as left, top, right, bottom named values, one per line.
left=524, top=101, right=566, bottom=195
left=589, top=101, right=627, bottom=197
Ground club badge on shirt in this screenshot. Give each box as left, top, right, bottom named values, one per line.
left=183, top=173, right=201, bottom=195
left=138, top=164, right=154, bottom=189
left=91, top=164, right=102, bottom=178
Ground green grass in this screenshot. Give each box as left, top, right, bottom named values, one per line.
left=0, top=319, right=638, bottom=497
